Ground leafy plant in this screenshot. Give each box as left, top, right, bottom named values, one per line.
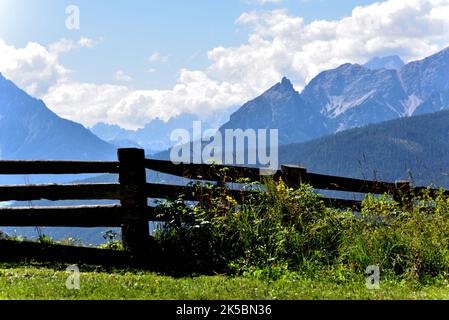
left=154, top=177, right=449, bottom=282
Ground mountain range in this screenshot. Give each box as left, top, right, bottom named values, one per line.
left=91, top=110, right=236, bottom=154
left=220, top=48, right=449, bottom=145
left=82, top=48, right=449, bottom=152
left=91, top=114, right=200, bottom=154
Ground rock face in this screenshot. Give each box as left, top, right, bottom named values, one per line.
left=0, top=73, right=116, bottom=161
left=400, top=47, right=449, bottom=115
left=300, top=63, right=408, bottom=133
left=220, top=47, right=449, bottom=146
left=220, top=77, right=327, bottom=145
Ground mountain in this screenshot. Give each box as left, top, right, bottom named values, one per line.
left=92, top=48, right=449, bottom=152
left=0, top=74, right=121, bottom=243
left=91, top=108, right=238, bottom=155
left=0, top=73, right=116, bottom=161
left=0, top=73, right=117, bottom=186
left=364, top=55, right=405, bottom=70
left=220, top=47, right=449, bottom=145
left=278, top=109, right=449, bottom=189
left=220, top=77, right=327, bottom=145
left=400, top=47, right=449, bottom=116
left=91, top=114, right=199, bottom=154
left=300, top=63, right=408, bottom=132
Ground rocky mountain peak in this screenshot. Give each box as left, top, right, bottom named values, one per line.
left=262, top=77, right=296, bottom=98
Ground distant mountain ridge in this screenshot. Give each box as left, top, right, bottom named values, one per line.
left=89, top=48, right=449, bottom=150
left=278, top=108, right=449, bottom=189
left=220, top=47, right=449, bottom=145
left=92, top=110, right=237, bottom=154
left=0, top=73, right=116, bottom=161
left=91, top=114, right=199, bottom=154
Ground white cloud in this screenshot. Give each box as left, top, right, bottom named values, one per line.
left=49, top=37, right=95, bottom=54
left=43, top=82, right=132, bottom=127
left=0, top=39, right=68, bottom=97
left=0, top=37, right=97, bottom=97
left=43, top=69, right=251, bottom=129
left=2, top=0, right=449, bottom=130
left=148, top=51, right=169, bottom=63
left=114, top=70, right=133, bottom=82
left=210, top=0, right=449, bottom=91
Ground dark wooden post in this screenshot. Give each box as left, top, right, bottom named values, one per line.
left=281, top=165, right=308, bottom=188
left=118, top=148, right=150, bottom=258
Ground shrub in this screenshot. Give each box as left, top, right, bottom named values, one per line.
left=154, top=178, right=449, bottom=282
left=339, top=190, right=449, bottom=280
left=154, top=178, right=346, bottom=276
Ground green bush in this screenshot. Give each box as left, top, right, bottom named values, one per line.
left=154, top=178, right=345, bottom=276
left=154, top=178, right=449, bottom=282
left=339, top=190, right=449, bottom=281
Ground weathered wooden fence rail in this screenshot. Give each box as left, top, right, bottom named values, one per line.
left=0, top=148, right=443, bottom=260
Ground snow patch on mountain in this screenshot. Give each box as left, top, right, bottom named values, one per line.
left=336, top=123, right=349, bottom=133
left=386, top=103, right=403, bottom=117
left=324, top=90, right=376, bottom=118
left=402, top=95, right=423, bottom=116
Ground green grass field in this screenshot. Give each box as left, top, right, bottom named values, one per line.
left=1, top=263, right=449, bottom=300
left=4, top=182, right=449, bottom=300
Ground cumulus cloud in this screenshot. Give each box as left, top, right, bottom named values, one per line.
left=2, top=0, right=449, bottom=129
left=114, top=70, right=133, bottom=82
left=211, top=0, right=449, bottom=90
left=0, top=39, right=68, bottom=97
left=49, top=37, right=95, bottom=54
left=148, top=51, right=169, bottom=63
left=0, top=37, right=97, bottom=97
left=43, top=69, right=251, bottom=129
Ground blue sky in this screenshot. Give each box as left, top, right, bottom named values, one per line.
left=0, top=0, right=378, bottom=89
left=0, top=0, right=448, bottom=129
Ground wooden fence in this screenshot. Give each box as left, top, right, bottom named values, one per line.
left=0, top=148, right=445, bottom=259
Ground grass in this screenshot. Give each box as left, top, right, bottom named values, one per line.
left=4, top=179, right=449, bottom=300
left=1, top=263, right=449, bottom=300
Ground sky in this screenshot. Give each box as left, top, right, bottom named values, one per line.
left=1, top=0, right=449, bottom=130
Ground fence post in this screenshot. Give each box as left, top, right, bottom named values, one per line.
left=281, top=165, right=308, bottom=188
left=118, top=148, right=150, bottom=259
